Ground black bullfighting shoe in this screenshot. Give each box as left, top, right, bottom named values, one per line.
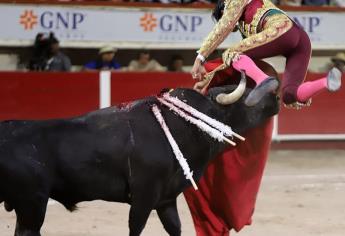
left=327, top=67, right=342, bottom=92
left=245, top=77, right=280, bottom=107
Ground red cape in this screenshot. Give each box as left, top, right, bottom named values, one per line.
left=183, top=59, right=274, bottom=235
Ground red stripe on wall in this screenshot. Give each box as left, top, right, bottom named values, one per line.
left=0, top=71, right=344, bottom=138
left=0, top=72, right=99, bottom=120
left=110, top=72, right=194, bottom=104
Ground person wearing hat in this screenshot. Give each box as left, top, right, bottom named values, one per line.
left=331, top=52, right=345, bottom=72
left=84, top=46, right=121, bottom=71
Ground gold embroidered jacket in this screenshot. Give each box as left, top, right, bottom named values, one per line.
left=198, top=0, right=287, bottom=59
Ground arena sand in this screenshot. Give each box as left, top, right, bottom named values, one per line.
left=1, top=150, right=345, bottom=236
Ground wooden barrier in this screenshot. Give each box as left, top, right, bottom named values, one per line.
left=0, top=71, right=344, bottom=141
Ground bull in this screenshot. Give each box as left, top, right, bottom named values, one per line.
left=0, top=73, right=279, bottom=236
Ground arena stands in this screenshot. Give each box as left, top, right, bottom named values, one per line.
left=1, top=0, right=345, bottom=6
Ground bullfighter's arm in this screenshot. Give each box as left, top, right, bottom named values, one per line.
left=197, top=0, right=248, bottom=59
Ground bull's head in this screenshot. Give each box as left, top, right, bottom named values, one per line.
left=207, top=78, right=280, bottom=134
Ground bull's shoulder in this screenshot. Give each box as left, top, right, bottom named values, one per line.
left=71, top=98, right=154, bottom=131
left=80, top=97, right=157, bottom=120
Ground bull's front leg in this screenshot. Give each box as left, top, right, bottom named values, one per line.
left=13, top=196, right=48, bottom=236
left=128, top=183, right=161, bottom=236
left=157, top=199, right=181, bottom=236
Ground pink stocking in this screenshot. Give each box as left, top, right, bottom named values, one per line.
left=297, top=78, right=327, bottom=103
left=232, top=55, right=269, bottom=85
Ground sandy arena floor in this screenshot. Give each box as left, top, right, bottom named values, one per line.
left=1, top=150, right=345, bottom=236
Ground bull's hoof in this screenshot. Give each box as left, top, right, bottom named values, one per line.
left=4, top=202, right=13, bottom=212
left=245, top=77, right=280, bottom=106
left=327, top=67, right=342, bottom=92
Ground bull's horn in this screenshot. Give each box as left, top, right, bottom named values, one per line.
left=216, top=70, right=247, bottom=105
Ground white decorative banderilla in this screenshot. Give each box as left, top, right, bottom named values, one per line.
left=162, top=93, right=245, bottom=141
left=157, top=97, right=236, bottom=146
left=151, top=105, right=198, bottom=190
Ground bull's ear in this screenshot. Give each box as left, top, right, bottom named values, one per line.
left=159, top=88, right=172, bottom=95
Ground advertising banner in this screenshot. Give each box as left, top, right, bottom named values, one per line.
left=0, top=4, right=344, bottom=49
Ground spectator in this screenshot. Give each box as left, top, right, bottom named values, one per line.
left=330, top=0, right=345, bottom=6
left=28, top=33, right=71, bottom=71
left=330, top=52, right=345, bottom=72
left=127, top=51, right=165, bottom=72
left=302, top=0, right=329, bottom=6
left=45, top=37, right=71, bottom=71
left=167, top=55, right=185, bottom=72
left=84, top=46, right=121, bottom=71
left=28, top=33, right=54, bottom=71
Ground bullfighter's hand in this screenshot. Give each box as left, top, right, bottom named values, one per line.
left=193, top=79, right=209, bottom=94
left=191, top=59, right=204, bottom=80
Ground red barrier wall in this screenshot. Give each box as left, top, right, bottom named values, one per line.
left=0, top=72, right=194, bottom=120
left=110, top=72, right=194, bottom=104
left=0, top=72, right=99, bottom=120
left=0, top=71, right=344, bottom=138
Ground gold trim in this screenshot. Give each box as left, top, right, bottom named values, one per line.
left=198, top=0, right=249, bottom=58
left=284, top=99, right=312, bottom=110
left=202, top=14, right=292, bottom=85
left=223, top=14, right=293, bottom=64
left=238, top=0, right=284, bottom=37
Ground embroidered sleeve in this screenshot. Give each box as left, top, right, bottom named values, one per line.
left=198, top=0, right=248, bottom=59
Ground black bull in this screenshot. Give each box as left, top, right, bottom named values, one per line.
left=0, top=84, right=279, bottom=236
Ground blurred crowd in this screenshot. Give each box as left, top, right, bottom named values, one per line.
left=27, top=33, right=345, bottom=73
left=28, top=33, right=185, bottom=72
left=49, top=0, right=345, bottom=7
left=275, top=0, right=344, bottom=6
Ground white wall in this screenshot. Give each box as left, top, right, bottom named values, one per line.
left=0, top=54, right=18, bottom=71
left=264, top=56, right=333, bottom=74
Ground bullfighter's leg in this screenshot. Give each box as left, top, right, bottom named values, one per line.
left=14, top=197, right=48, bottom=236
left=235, top=19, right=342, bottom=106
left=128, top=185, right=161, bottom=236
left=280, top=30, right=341, bottom=106
left=157, top=200, right=181, bottom=236
left=296, top=68, right=342, bottom=102
left=222, top=14, right=295, bottom=106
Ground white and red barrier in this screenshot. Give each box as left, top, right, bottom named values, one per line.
left=0, top=71, right=344, bottom=141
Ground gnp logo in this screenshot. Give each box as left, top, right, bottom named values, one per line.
left=140, top=13, right=157, bottom=32
left=140, top=12, right=202, bottom=33
left=293, top=16, right=321, bottom=33
left=19, top=9, right=85, bottom=31
left=20, top=10, right=38, bottom=30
